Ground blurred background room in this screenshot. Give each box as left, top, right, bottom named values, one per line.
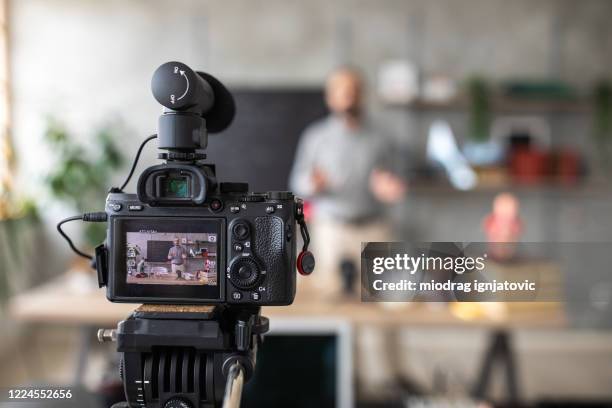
left=1, top=0, right=612, bottom=407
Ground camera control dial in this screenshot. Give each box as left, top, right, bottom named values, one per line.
left=229, top=257, right=262, bottom=290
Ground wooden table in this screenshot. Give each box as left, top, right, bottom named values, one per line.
left=8, top=272, right=567, bottom=399
left=8, top=273, right=567, bottom=328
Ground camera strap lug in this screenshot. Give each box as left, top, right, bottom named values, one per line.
left=296, top=199, right=315, bottom=275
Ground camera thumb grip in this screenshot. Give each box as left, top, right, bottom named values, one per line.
left=297, top=250, right=315, bottom=275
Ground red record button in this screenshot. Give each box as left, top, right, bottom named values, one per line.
left=210, top=199, right=223, bottom=212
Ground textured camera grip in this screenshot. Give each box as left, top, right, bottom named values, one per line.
left=253, top=216, right=287, bottom=301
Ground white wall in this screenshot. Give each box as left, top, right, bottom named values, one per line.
left=12, top=0, right=612, bottom=192
left=8, top=0, right=612, bottom=271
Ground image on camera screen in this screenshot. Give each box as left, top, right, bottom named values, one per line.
left=125, top=231, right=218, bottom=286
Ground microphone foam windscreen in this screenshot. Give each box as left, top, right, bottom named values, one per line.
left=197, top=72, right=236, bottom=133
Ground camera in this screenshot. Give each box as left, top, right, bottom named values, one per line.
left=55, top=61, right=316, bottom=407
left=95, top=61, right=315, bottom=306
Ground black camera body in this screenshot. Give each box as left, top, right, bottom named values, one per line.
left=98, top=186, right=300, bottom=306
left=95, top=61, right=313, bottom=307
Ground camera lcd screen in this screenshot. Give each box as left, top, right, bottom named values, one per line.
left=126, top=231, right=218, bottom=286
left=113, top=218, right=223, bottom=303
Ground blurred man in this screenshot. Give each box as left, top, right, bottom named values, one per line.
left=167, top=238, right=187, bottom=280
left=290, top=66, right=406, bottom=295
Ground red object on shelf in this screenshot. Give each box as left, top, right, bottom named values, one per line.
left=556, top=148, right=580, bottom=185
left=509, top=148, right=551, bottom=184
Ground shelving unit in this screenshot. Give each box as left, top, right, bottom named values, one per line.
left=398, top=95, right=592, bottom=114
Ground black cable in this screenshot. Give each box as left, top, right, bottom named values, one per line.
left=117, top=134, right=157, bottom=192
left=57, top=212, right=108, bottom=260
left=59, top=134, right=157, bottom=260
left=57, top=216, right=92, bottom=260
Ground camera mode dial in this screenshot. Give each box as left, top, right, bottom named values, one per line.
left=229, top=257, right=262, bottom=290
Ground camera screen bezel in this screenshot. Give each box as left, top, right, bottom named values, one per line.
left=109, top=216, right=225, bottom=304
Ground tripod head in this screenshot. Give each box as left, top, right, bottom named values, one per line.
left=102, top=305, right=268, bottom=408
left=151, top=61, right=236, bottom=160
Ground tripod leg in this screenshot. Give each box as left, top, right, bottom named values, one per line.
left=472, top=330, right=504, bottom=400
left=472, top=330, right=521, bottom=404
left=222, top=362, right=245, bottom=408
left=499, top=332, right=520, bottom=403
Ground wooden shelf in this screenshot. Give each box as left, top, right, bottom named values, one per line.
left=409, top=180, right=612, bottom=196
left=400, top=96, right=591, bottom=114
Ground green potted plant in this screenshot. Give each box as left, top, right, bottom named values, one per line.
left=44, top=118, right=125, bottom=248
left=463, top=76, right=503, bottom=166
left=593, top=81, right=612, bottom=174
left=467, top=77, right=492, bottom=143
left=0, top=128, right=41, bottom=304
left=0, top=198, right=38, bottom=305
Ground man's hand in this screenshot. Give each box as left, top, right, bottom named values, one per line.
left=311, top=167, right=328, bottom=194
left=369, top=168, right=407, bottom=204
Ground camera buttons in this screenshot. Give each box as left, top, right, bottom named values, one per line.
left=209, top=199, right=223, bottom=212
left=238, top=265, right=251, bottom=279
left=231, top=291, right=242, bottom=301
left=128, top=204, right=143, bottom=211
left=229, top=257, right=261, bottom=289
left=232, top=221, right=250, bottom=240
left=286, top=224, right=293, bottom=241
left=108, top=203, right=122, bottom=212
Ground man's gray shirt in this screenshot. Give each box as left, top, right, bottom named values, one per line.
left=168, top=245, right=187, bottom=265
left=289, top=115, right=390, bottom=221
